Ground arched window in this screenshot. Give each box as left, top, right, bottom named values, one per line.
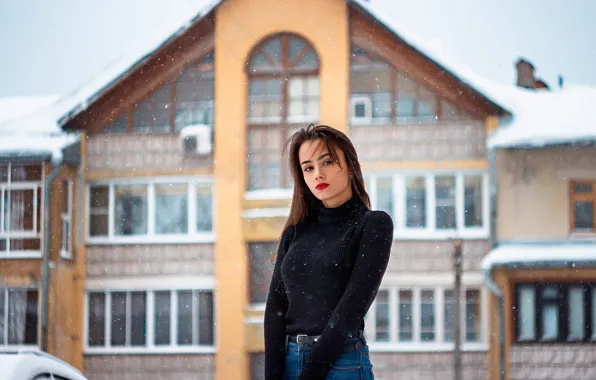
left=349, top=44, right=470, bottom=125
left=246, top=34, right=320, bottom=191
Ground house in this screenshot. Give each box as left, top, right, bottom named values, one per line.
left=2, top=0, right=515, bottom=379
left=483, top=61, right=596, bottom=380
left=0, top=95, right=83, bottom=368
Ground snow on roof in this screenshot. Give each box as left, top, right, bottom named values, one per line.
left=0, top=95, right=59, bottom=125
left=58, top=0, right=509, bottom=127
left=487, top=84, right=596, bottom=148
left=58, top=0, right=222, bottom=126
left=0, top=96, right=79, bottom=162
left=481, top=242, right=596, bottom=270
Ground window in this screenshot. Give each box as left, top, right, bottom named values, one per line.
left=100, top=52, right=214, bottom=134
left=0, top=163, right=42, bottom=257
left=86, top=289, right=214, bottom=352
left=570, top=181, right=596, bottom=234
left=87, top=179, right=213, bottom=243
left=514, top=283, right=596, bottom=343
left=0, top=288, right=39, bottom=347
left=350, top=44, right=471, bottom=124
left=247, top=34, right=320, bottom=190
left=60, top=180, right=73, bottom=259
left=366, top=287, right=484, bottom=347
left=249, top=242, right=276, bottom=304
left=366, top=172, right=488, bottom=238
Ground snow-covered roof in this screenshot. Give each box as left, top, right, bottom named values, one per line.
left=57, top=0, right=509, bottom=127
left=0, top=96, right=79, bottom=162
left=487, top=84, right=596, bottom=148
left=482, top=242, right=596, bottom=270
left=0, top=95, right=59, bottom=125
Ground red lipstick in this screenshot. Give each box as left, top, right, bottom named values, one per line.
left=316, top=183, right=329, bottom=190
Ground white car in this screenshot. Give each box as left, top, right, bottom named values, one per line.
left=0, top=349, right=87, bottom=380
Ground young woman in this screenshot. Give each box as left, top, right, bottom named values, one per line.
left=264, top=124, right=394, bottom=380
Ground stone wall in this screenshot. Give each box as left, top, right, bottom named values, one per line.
left=510, top=345, right=596, bottom=380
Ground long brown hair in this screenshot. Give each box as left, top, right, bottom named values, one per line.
left=272, top=124, right=370, bottom=261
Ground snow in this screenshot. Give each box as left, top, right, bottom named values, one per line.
left=242, top=208, right=290, bottom=219
left=487, top=84, right=596, bottom=148
left=481, top=242, right=596, bottom=270
left=244, top=188, right=294, bottom=200
left=0, top=96, right=79, bottom=162
left=0, top=95, right=59, bottom=125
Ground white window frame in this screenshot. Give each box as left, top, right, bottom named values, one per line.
left=83, top=276, right=216, bottom=355
left=86, top=176, right=215, bottom=245
left=350, top=95, right=373, bottom=125
left=60, top=179, right=73, bottom=259
left=0, top=162, right=43, bottom=258
left=0, top=287, right=39, bottom=350
left=366, top=171, right=489, bottom=240
left=364, top=276, right=488, bottom=352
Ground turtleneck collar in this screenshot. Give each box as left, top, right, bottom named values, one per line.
left=317, top=196, right=367, bottom=223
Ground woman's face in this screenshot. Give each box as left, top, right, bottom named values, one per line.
left=298, top=138, right=352, bottom=208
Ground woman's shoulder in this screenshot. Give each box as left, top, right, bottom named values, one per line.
left=360, top=209, right=394, bottom=233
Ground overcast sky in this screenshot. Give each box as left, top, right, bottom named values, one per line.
left=1, top=0, right=594, bottom=98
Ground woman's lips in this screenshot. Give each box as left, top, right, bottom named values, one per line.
left=316, top=183, right=329, bottom=190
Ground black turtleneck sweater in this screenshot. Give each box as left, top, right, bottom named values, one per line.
left=264, top=197, right=394, bottom=380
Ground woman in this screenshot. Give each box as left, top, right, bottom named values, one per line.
left=264, top=124, right=394, bottom=380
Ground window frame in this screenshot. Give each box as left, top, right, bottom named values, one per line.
left=350, top=96, right=373, bottom=125
left=0, top=287, right=39, bottom=349
left=570, top=180, right=596, bottom=235
left=60, top=179, right=73, bottom=259
left=514, top=283, right=596, bottom=344
left=86, top=176, right=215, bottom=245
left=0, top=162, right=43, bottom=258
left=83, top=277, right=216, bottom=355
left=366, top=171, right=489, bottom=240
left=364, top=284, right=487, bottom=352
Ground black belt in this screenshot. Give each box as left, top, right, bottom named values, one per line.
left=287, top=330, right=366, bottom=350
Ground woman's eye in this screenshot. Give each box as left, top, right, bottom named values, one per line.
left=323, top=160, right=334, bottom=166
left=303, top=166, right=312, bottom=172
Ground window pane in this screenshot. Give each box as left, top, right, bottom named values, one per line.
left=396, top=73, right=416, bottom=119
left=417, top=87, right=438, bottom=118
left=444, top=290, right=454, bottom=342
left=0, top=289, right=4, bottom=345
left=155, top=184, right=188, bottom=234
left=567, top=287, right=585, bottom=340
left=177, top=291, right=193, bottom=345
left=110, top=292, right=126, bottom=346
left=114, top=185, right=148, bottom=236
left=154, top=291, right=171, bottom=346
left=249, top=243, right=276, bottom=304
left=573, top=183, right=593, bottom=193
left=89, top=186, right=109, bottom=236
left=198, top=291, right=214, bottom=345
left=435, top=176, right=456, bottom=229
left=376, top=177, right=393, bottom=219
left=420, top=290, right=435, bottom=341
left=372, top=92, right=392, bottom=119
left=518, top=286, right=535, bottom=341
left=103, top=113, right=128, bottom=133
left=130, top=292, right=146, bottom=346
left=88, top=293, right=106, bottom=346
left=406, top=177, right=426, bottom=228
left=196, top=184, right=213, bottom=232
left=10, top=164, right=42, bottom=182
left=5, top=189, right=35, bottom=232
left=465, top=290, right=481, bottom=342
left=573, top=201, right=594, bottom=232
left=375, top=290, right=390, bottom=342
left=540, top=286, right=559, bottom=341
left=132, top=85, right=171, bottom=133
left=464, top=176, right=483, bottom=228
left=175, top=57, right=214, bottom=129
left=7, top=289, right=38, bottom=345
left=398, top=290, right=413, bottom=342
left=592, top=287, right=596, bottom=341
left=0, top=163, right=7, bottom=183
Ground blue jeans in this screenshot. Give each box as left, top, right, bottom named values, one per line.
left=283, top=338, right=375, bottom=379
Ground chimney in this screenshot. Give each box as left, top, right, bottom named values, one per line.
left=516, top=58, right=536, bottom=89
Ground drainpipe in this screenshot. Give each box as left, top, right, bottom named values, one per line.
left=41, top=156, right=62, bottom=352
left=486, top=146, right=505, bottom=380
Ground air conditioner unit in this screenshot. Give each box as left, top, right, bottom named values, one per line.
left=179, top=124, right=213, bottom=156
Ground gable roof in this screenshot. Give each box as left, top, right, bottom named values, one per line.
left=57, top=0, right=509, bottom=128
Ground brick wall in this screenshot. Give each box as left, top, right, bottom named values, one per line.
left=370, top=352, right=487, bottom=380
left=386, top=240, right=489, bottom=275
left=86, top=244, right=214, bottom=278
left=86, top=134, right=212, bottom=171
left=84, top=355, right=214, bottom=380
left=350, top=121, right=486, bottom=162
left=510, top=345, right=596, bottom=380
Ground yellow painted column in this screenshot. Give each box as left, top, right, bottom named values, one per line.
left=215, top=1, right=349, bottom=379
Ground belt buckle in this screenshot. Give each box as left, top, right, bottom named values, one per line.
left=296, top=334, right=308, bottom=345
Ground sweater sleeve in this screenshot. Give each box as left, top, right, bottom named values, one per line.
left=298, top=211, right=393, bottom=380
left=264, top=225, right=294, bottom=380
